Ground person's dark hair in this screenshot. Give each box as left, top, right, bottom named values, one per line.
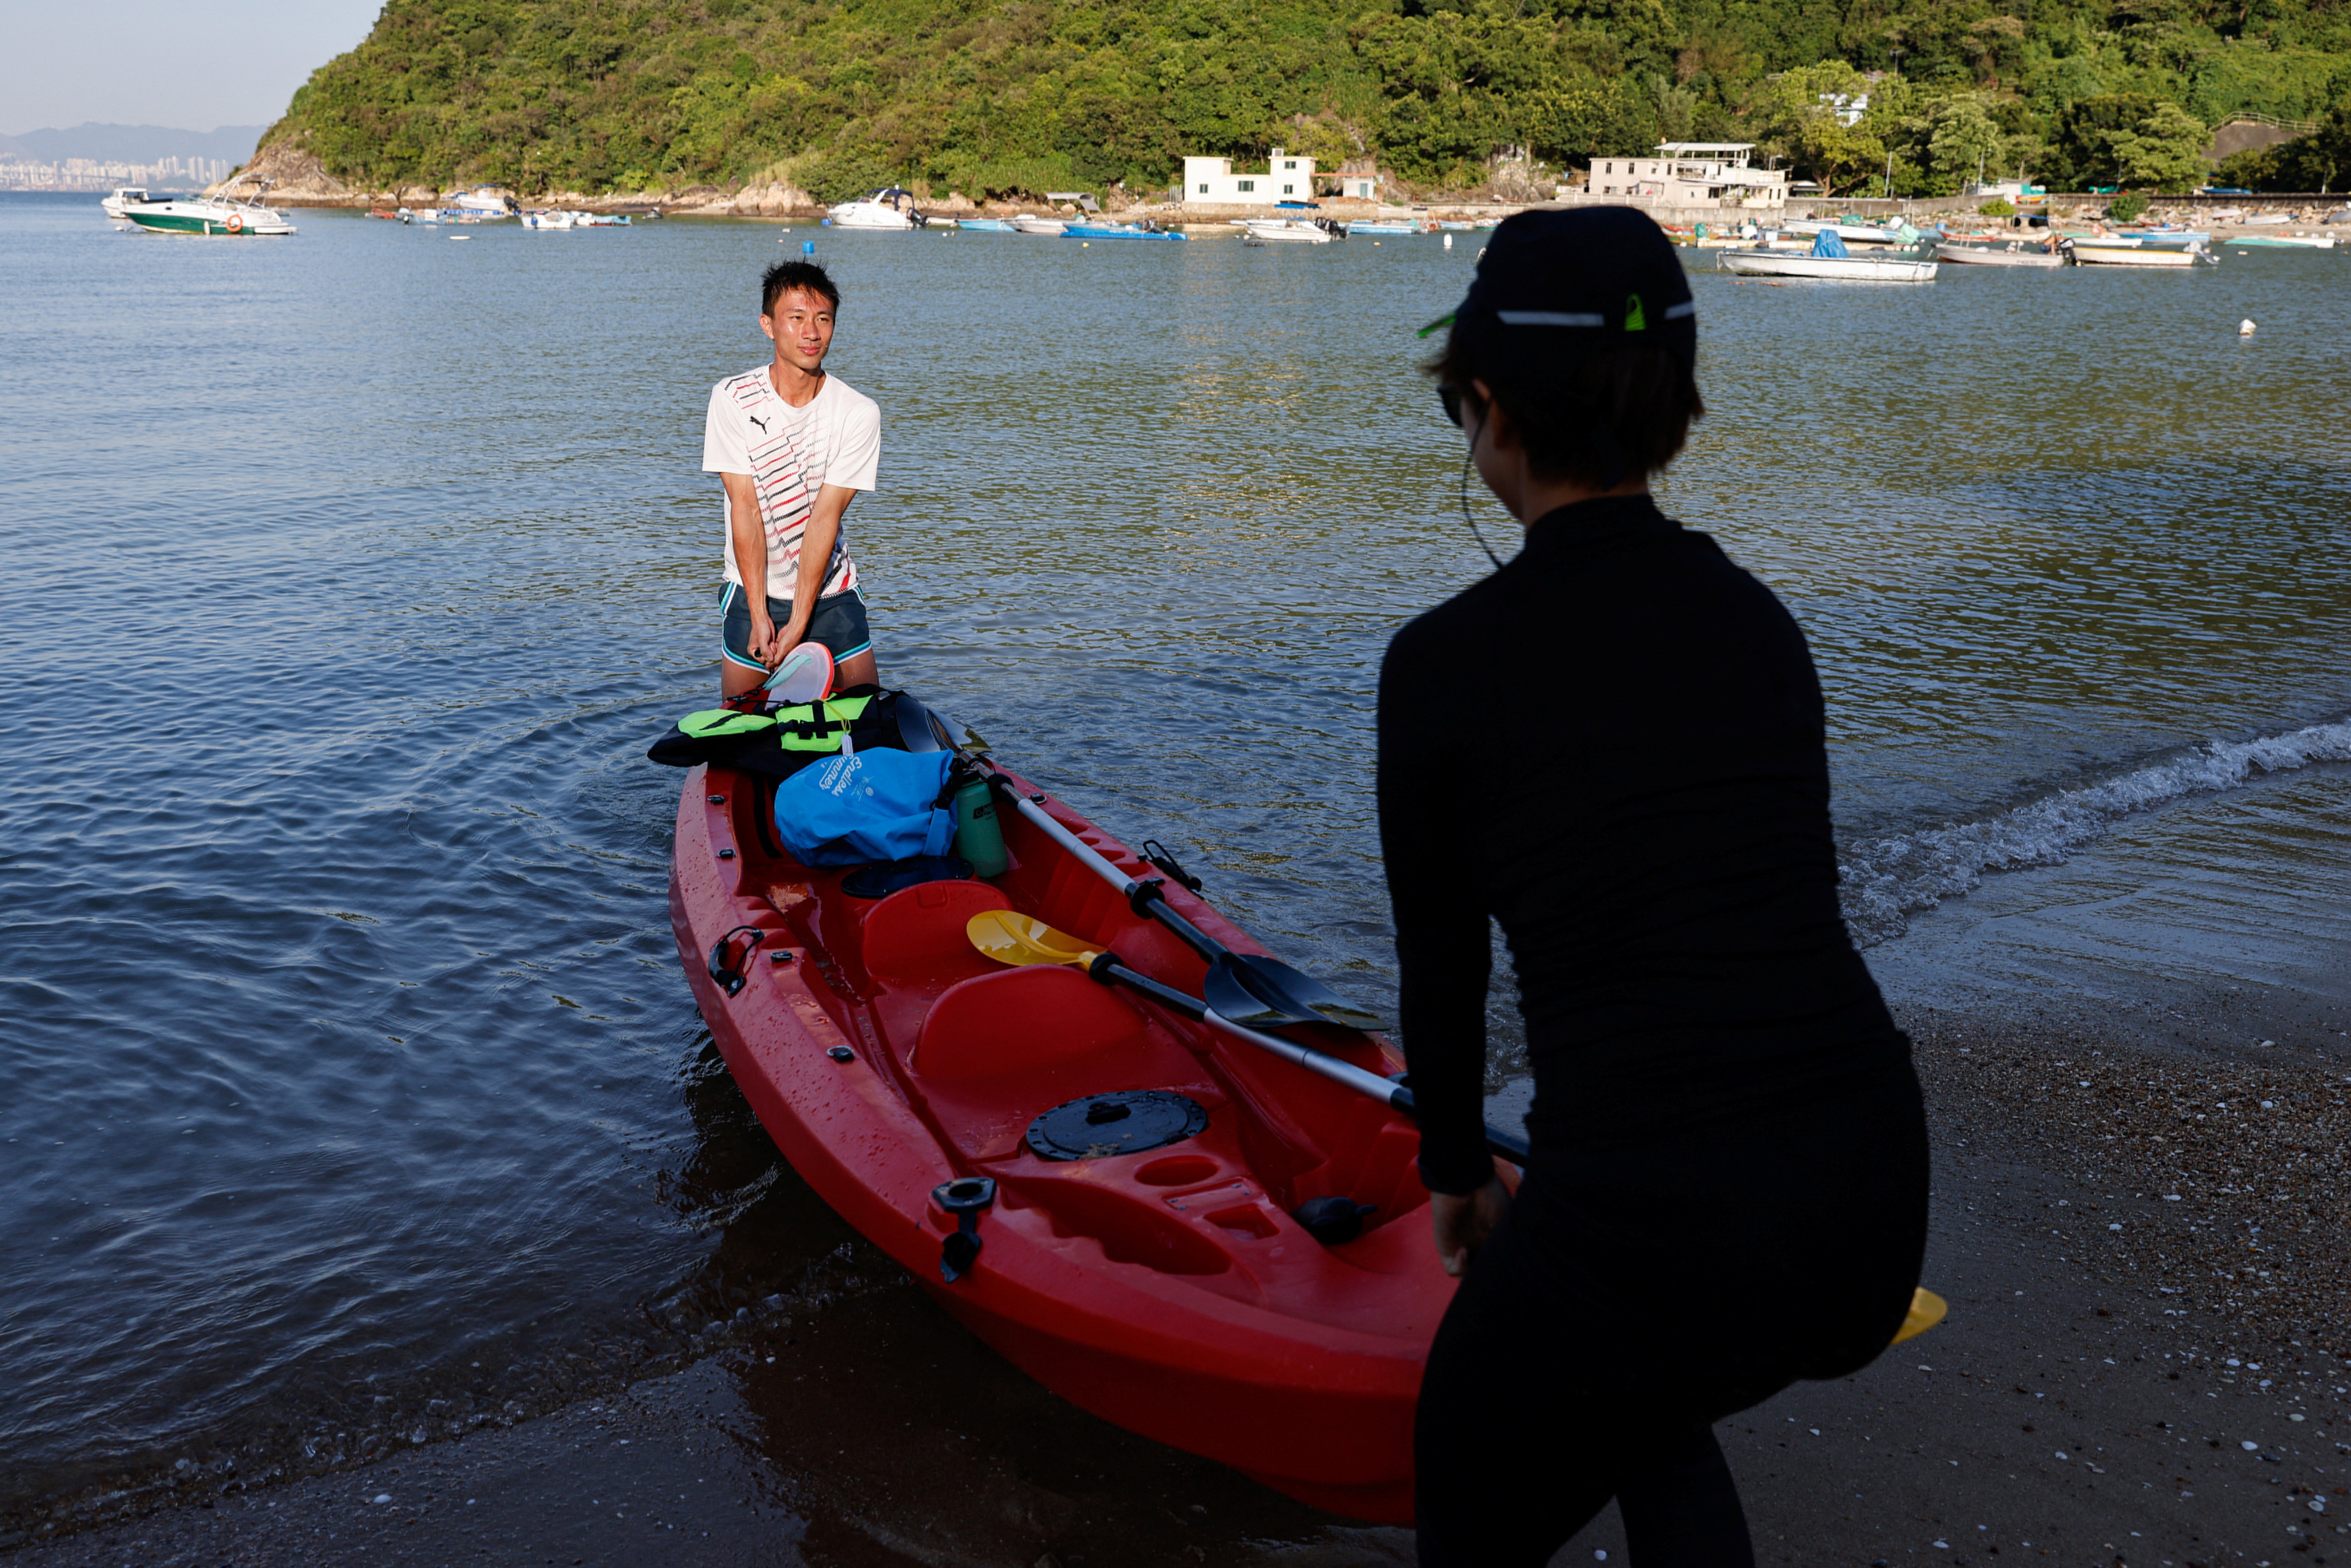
left=1427, top=331, right=1703, bottom=490
left=761, top=260, right=841, bottom=317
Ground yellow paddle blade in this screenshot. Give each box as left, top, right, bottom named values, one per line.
left=1891, top=1287, right=1948, bottom=1345
left=967, top=909, right=1103, bottom=969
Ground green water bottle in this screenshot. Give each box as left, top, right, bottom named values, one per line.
left=952, top=773, right=1009, bottom=878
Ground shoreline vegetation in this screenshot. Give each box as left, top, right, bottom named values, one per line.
left=231, top=0, right=2351, bottom=216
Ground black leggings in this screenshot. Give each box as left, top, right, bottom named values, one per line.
left=1414, top=1071, right=1928, bottom=1567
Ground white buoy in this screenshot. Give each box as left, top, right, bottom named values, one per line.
left=1443, top=233, right=1453, bottom=251
left=2239, top=318, right=2257, bottom=335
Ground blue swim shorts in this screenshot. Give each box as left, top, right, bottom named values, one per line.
left=719, top=584, right=873, bottom=673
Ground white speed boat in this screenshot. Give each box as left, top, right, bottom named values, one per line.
left=101, top=187, right=151, bottom=220
left=1783, top=219, right=1907, bottom=246
left=1243, top=217, right=1341, bottom=244
left=827, top=187, right=928, bottom=229
left=450, top=186, right=517, bottom=217
left=1934, top=240, right=2064, bottom=268
left=520, top=209, right=578, bottom=229
left=2072, top=242, right=2213, bottom=267
left=1011, top=213, right=1068, bottom=235
left=1717, top=247, right=1935, bottom=281
left=123, top=176, right=296, bottom=237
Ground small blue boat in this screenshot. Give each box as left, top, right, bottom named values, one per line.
left=958, top=218, right=1016, bottom=232
left=1064, top=223, right=1187, bottom=241
left=1347, top=221, right=1426, bottom=236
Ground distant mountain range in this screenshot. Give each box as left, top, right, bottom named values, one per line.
left=0, top=123, right=264, bottom=165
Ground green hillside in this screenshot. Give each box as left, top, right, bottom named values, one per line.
left=264, top=0, right=2351, bottom=196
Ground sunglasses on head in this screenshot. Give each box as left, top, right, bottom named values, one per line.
left=1438, top=383, right=1489, bottom=428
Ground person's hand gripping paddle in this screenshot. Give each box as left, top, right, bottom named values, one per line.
left=762, top=641, right=834, bottom=703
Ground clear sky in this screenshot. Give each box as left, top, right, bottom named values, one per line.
left=1, top=0, right=386, bottom=134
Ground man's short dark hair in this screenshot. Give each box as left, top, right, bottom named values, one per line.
left=1427, top=332, right=1704, bottom=491
left=762, top=260, right=841, bottom=318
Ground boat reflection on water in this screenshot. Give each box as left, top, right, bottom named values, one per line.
left=659, top=1033, right=1387, bottom=1563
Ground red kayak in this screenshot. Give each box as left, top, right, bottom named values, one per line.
left=669, top=748, right=1463, bottom=1523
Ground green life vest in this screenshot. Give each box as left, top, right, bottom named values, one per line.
left=677, top=694, right=872, bottom=751
left=770, top=693, right=875, bottom=752
left=678, top=708, right=776, bottom=739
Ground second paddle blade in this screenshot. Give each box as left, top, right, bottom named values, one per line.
left=1207, top=955, right=1386, bottom=1032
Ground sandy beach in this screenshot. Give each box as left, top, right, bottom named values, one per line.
left=12, top=986, right=2347, bottom=1568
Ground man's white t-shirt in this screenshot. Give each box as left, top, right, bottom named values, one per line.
left=701, top=367, right=880, bottom=601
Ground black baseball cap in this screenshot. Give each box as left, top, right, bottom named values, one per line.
left=1418, top=207, right=1696, bottom=367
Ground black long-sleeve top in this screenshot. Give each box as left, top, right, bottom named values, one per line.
left=1378, top=494, right=1908, bottom=1196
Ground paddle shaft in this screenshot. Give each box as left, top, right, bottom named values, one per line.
left=1097, top=960, right=1531, bottom=1165
left=992, top=779, right=1225, bottom=958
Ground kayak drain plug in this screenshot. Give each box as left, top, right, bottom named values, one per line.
left=826, top=1045, right=854, bottom=1062
left=934, top=1177, right=996, bottom=1283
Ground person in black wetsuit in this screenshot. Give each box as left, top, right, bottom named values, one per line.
left=1380, top=208, right=1930, bottom=1566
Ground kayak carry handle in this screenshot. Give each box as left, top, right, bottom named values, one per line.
left=709, top=925, right=764, bottom=997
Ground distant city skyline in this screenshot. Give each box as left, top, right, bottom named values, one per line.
left=2, top=0, right=385, bottom=136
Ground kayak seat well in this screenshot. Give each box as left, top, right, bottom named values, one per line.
left=859, top=879, right=1013, bottom=986
left=911, top=963, right=1152, bottom=1079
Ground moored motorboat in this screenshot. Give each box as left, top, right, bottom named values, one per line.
left=1784, top=219, right=1906, bottom=246
left=1346, top=220, right=1428, bottom=236
left=519, top=209, right=577, bottom=229
left=2072, top=241, right=2212, bottom=266
left=1717, top=247, right=1936, bottom=281
left=123, top=176, right=296, bottom=237
left=1243, top=217, right=1341, bottom=243
left=828, top=187, right=929, bottom=229
left=1064, top=222, right=1186, bottom=241
left=957, top=217, right=1015, bottom=232
left=448, top=186, right=518, bottom=218
left=666, top=708, right=1474, bottom=1524
left=2223, top=232, right=2335, bottom=248
left=100, top=187, right=150, bottom=220
left=1010, top=213, right=1068, bottom=235
left=1933, top=240, right=2064, bottom=268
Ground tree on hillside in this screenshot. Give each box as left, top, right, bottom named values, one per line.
left=1960, top=16, right=2026, bottom=90
left=2109, top=100, right=2210, bottom=188
left=1925, top=94, right=2005, bottom=187
left=2050, top=92, right=2161, bottom=186
left=1755, top=61, right=1887, bottom=195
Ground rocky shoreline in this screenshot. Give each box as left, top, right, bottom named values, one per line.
left=8, top=994, right=2346, bottom=1566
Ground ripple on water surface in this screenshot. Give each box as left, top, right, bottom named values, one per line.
left=1, top=196, right=2347, bottom=1514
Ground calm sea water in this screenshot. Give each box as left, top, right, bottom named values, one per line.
left=3, top=193, right=2347, bottom=1517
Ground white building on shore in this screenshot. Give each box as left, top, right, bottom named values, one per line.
left=1584, top=144, right=1789, bottom=208
left=1182, top=148, right=1348, bottom=204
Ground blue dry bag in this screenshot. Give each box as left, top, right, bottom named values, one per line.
left=772, top=748, right=958, bottom=866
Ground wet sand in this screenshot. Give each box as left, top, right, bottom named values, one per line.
left=12, top=997, right=2349, bottom=1568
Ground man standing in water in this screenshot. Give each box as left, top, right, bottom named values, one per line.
left=1383, top=209, right=1929, bottom=1565
left=704, top=260, right=882, bottom=697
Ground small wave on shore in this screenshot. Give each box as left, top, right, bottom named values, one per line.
left=1841, top=716, right=2351, bottom=947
